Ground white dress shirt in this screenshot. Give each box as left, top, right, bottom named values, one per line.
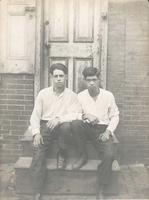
left=78, top=88, right=119, bottom=133
left=30, top=87, right=82, bottom=136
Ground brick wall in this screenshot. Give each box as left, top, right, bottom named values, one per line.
left=0, top=74, right=34, bottom=163
left=107, top=0, right=149, bottom=164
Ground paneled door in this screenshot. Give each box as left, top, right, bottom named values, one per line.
left=43, top=0, right=107, bottom=92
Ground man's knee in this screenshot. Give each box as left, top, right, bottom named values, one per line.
left=71, top=120, right=82, bottom=129
left=59, top=122, right=71, bottom=133
left=104, top=143, right=115, bottom=160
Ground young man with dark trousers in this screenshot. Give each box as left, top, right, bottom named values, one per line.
left=72, top=67, right=120, bottom=198
left=30, top=63, right=82, bottom=200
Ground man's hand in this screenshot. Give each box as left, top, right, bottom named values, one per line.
left=98, top=129, right=111, bottom=142
left=46, top=117, right=60, bottom=131
left=33, top=134, right=44, bottom=147
left=83, top=113, right=99, bottom=125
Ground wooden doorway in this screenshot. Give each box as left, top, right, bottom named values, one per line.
left=36, top=0, right=108, bottom=94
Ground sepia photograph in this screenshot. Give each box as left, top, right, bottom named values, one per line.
left=0, top=0, right=149, bottom=200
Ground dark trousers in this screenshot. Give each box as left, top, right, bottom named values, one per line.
left=72, top=120, right=115, bottom=187
left=30, top=120, right=74, bottom=194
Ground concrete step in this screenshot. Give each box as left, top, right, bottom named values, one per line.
left=15, top=157, right=120, bottom=196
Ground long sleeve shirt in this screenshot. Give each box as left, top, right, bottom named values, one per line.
left=78, top=88, right=119, bottom=133
left=30, top=87, right=82, bottom=136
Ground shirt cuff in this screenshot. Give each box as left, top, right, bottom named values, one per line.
left=106, top=127, right=114, bottom=136
left=32, top=128, right=40, bottom=137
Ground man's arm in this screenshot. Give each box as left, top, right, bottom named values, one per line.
left=82, top=113, right=99, bottom=125
left=106, top=93, right=119, bottom=133
left=100, top=94, right=119, bottom=142
left=59, top=93, right=82, bottom=123
left=30, top=92, right=42, bottom=137
left=46, top=93, right=82, bottom=130
left=30, top=93, right=44, bottom=147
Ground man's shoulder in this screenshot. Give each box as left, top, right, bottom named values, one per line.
left=65, top=88, right=77, bottom=96
left=78, top=89, right=88, bottom=97
left=101, top=88, right=114, bottom=98
left=38, top=87, right=51, bottom=96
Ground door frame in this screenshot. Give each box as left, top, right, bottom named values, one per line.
left=34, top=0, right=108, bottom=98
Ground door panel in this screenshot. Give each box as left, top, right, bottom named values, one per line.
left=0, top=0, right=35, bottom=73
left=44, top=0, right=105, bottom=92
left=48, top=0, right=68, bottom=42
left=74, top=0, right=94, bottom=42
left=74, top=58, right=93, bottom=92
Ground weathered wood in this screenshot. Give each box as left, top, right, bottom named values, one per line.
left=34, top=0, right=44, bottom=98
left=42, top=0, right=108, bottom=92
left=0, top=0, right=35, bottom=74
left=100, top=0, right=108, bottom=89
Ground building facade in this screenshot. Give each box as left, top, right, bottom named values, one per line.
left=0, top=0, right=149, bottom=164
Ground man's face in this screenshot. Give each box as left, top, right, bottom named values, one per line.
left=52, top=69, right=67, bottom=89
left=85, top=75, right=100, bottom=94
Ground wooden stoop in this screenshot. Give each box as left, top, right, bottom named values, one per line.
left=15, top=128, right=120, bottom=196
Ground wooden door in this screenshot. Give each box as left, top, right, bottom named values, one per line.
left=43, top=0, right=108, bottom=92
left=0, top=0, right=35, bottom=74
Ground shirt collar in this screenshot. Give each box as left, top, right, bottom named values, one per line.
left=51, top=86, right=66, bottom=98
left=87, top=88, right=101, bottom=98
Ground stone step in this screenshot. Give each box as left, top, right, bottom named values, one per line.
left=15, top=157, right=120, bottom=196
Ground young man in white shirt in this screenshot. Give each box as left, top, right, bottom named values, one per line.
left=30, top=63, right=82, bottom=200
left=72, top=67, right=119, bottom=197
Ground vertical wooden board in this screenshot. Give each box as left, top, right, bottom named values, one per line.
left=73, top=58, right=93, bottom=92
left=74, top=0, right=94, bottom=42
left=34, top=0, right=43, bottom=97
left=100, top=0, right=108, bottom=88
left=48, top=0, right=69, bottom=42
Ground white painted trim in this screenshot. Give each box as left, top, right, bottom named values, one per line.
left=34, top=0, right=44, bottom=99
left=109, top=0, right=146, bottom=2
left=100, top=0, right=108, bottom=89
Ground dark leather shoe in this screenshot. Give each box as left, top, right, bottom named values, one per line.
left=32, top=193, right=42, bottom=200
left=72, top=157, right=87, bottom=170
left=57, top=154, right=67, bottom=169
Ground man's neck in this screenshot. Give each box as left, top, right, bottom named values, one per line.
left=88, top=88, right=100, bottom=101
left=53, top=86, right=65, bottom=95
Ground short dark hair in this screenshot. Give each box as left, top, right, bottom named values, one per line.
left=49, top=63, right=68, bottom=75
left=82, top=67, right=100, bottom=79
